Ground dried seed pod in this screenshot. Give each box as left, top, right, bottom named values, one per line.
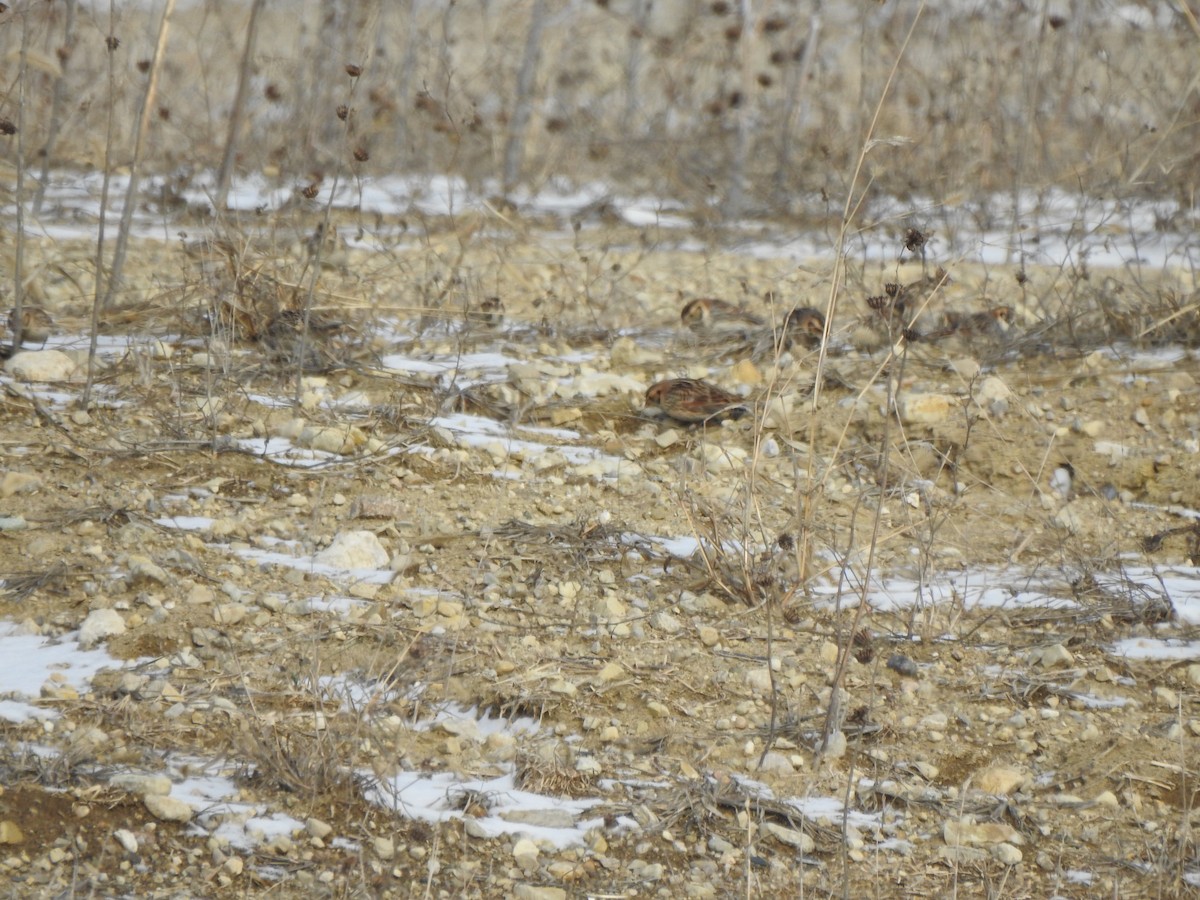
left=353, top=146, right=369, bottom=162
left=336, top=104, right=349, bottom=121
left=106, top=35, right=120, bottom=51
left=903, top=227, right=929, bottom=253
left=345, top=63, right=363, bottom=77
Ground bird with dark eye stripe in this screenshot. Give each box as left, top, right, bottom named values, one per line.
left=644, top=378, right=748, bottom=424
left=782, top=306, right=826, bottom=347
left=7, top=306, right=53, bottom=347
left=680, top=297, right=764, bottom=334
left=925, top=305, right=1015, bottom=343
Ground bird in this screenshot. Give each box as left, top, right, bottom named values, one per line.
left=925, top=305, right=1015, bottom=343
left=680, top=298, right=764, bottom=334
left=783, top=306, right=827, bottom=348
left=7, top=306, right=53, bottom=347
left=471, top=295, right=505, bottom=327
left=644, top=378, right=748, bottom=424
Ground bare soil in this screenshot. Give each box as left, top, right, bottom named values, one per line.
left=1, top=223, right=1199, bottom=898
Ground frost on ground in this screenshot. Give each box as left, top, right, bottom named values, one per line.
left=1, top=192, right=1199, bottom=898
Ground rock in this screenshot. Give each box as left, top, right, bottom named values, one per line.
left=596, top=662, right=624, bottom=682
left=745, top=667, right=774, bottom=695
left=1152, top=686, right=1179, bottom=708
left=651, top=610, right=682, bottom=634
left=501, top=809, right=577, bottom=829
left=654, top=428, right=681, bottom=448
left=1187, top=664, right=1200, bottom=688
left=887, top=654, right=919, bottom=677
left=126, top=554, right=170, bottom=584
left=943, top=818, right=1023, bottom=847
left=696, top=443, right=748, bottom=472
left=1029, top=643, right=1074, bottom=669
left=79, top=608, right=125, bottom=647
left=897, top=393, right=952, bottom=425
left=372, top=836, right=394, bottom=860
left=299, top=424, right=366, bottom=455
left=213, top=603, right=248, bottom=626
left=109, top=774, right=172, bottom=796
left=938, top=845, right=988, bottom=864
left=730, top=359, right=762, bottom=385
left=314, top=530, right=389, bottom=569
left=698, top=626, right=720, bottom=647
left=992, top=842, right=1023, bottom=865
left=306, top=818, right=333, bottom=839
left=143, top=794, right=193, bottom=823
left=758, top=751, right=795, bottom=775
left=0, top=471, right=41, bottom=498
left=512, top=837, right=539, bottom=872
left=5, top=350, right=78, bottom=382
left=114, top=829, right=138, bottom=854
left=0, top=821, right=24, bottom=844
left=976, top=766, right=1026, bottom=796
left=513, top=886, right=566, bottom=900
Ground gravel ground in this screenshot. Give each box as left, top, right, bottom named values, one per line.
left=0, top=224, right=1198, bottom=898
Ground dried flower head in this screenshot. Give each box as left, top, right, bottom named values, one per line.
left=884, top=282, right=901, bottom=298
left=300, top=183, right=321, bottom=200
left=265, top=83, right=282, bottom=102
left=903, top=227, right=929, bottom=253
left=137, top=59, right=150, bottom=73
left=106, top=35, right=120, bottom=51
left=344, top=63, right=363, bottom=78
left=0, top=119, right=15, bottom=136
left=866, top=295, right=889, bottom=311
left=353, top=146, right=369, bottom=162
left=336, top=104, right=349, bottom=121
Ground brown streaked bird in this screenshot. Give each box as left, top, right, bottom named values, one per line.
left=680, top=297, right=764, bottom=334
left=645, top=378, right=748, bottom=424
left=783, top=306, right=827, bottom=347
left=470, top=295, right=505, bottom=327
left=929, top=305, right=1015, bottom=342
left=7, top=306, right=53, bottom=347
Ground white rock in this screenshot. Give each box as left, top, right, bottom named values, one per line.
left=651, top=610, right=683, bottom=634
left=765, top=821, right=814, bottom=852
left=745, top=667, right=774, bottom=695
left=306, top=818, right=333, bottom=839
left=1029, top=643, right=1074, bottom=669
left=897, top=393, right=952, bottom=424
left=512, top=836, right=539, bottom=871
left=436, top=716, right=482, bottom=743
left=109, top=774, right=172, bottom=797
left=114, top=829, right=138, bottom=853
left=696, top=443, right=748, bottom=472
left=977, top=376, right=1011, bottom=403
left=126, top=554, right=170, bottom=584
left=372, top=837, right=394, bottom=860
left=513, top=886, right=566, bottom=900
left=5, top=350, right=78, bottom=382
left=143, top=794, right=193, bottom=823
left=992, top=842, right=1023, bottom=865
left=79, top=609, right=125, bottom=647
left=314, top=531, right=389, bottom=569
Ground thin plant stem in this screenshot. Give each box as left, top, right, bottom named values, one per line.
left=102, top=0, right=176, bottom=311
